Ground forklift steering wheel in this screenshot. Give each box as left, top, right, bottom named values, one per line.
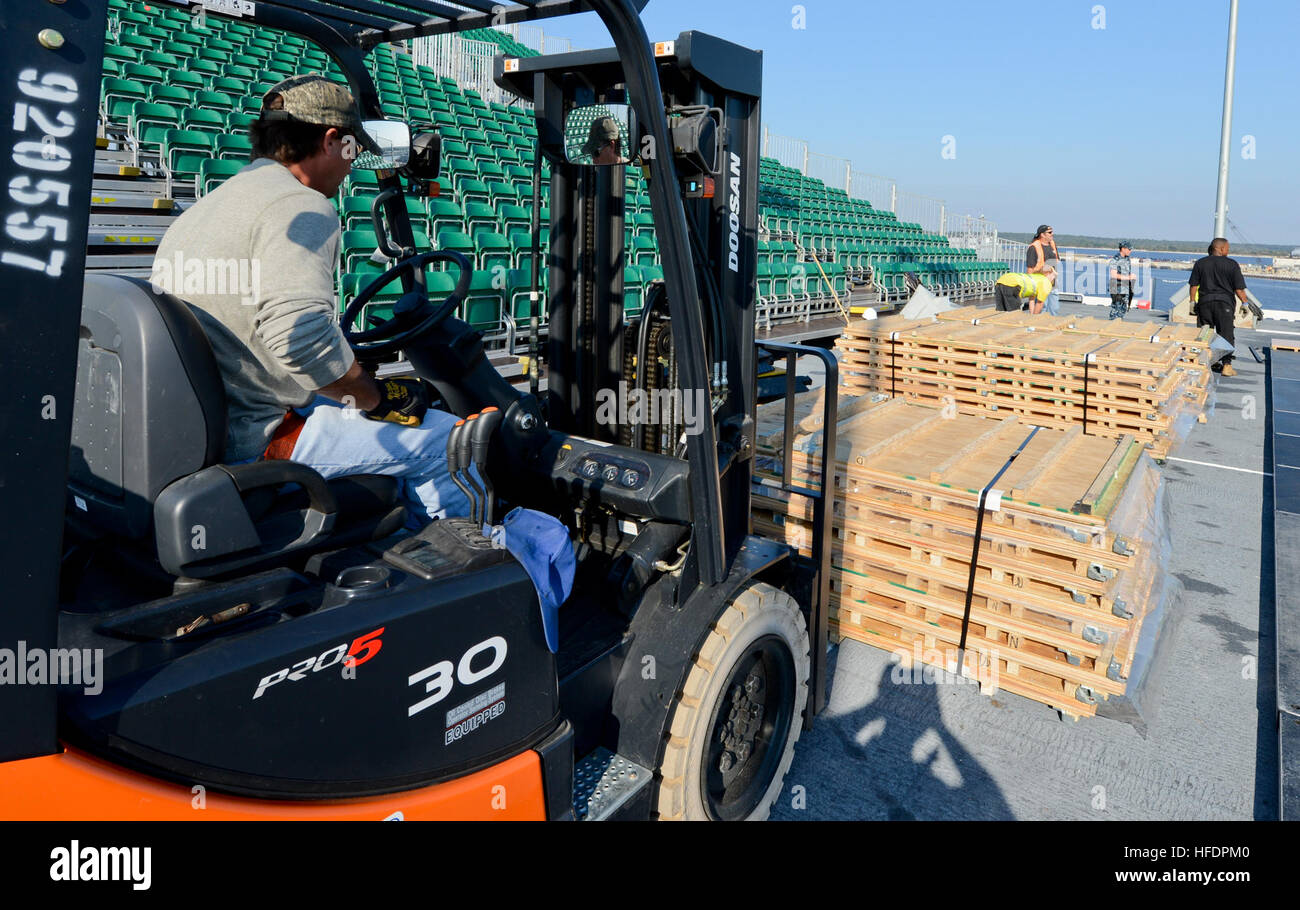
left=340, top=250, right=473, bottom=359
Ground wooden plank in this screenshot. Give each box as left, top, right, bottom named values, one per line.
left=1074, top=435, right=1143, bottom=516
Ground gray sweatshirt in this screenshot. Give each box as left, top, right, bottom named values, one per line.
left=151, top=158, right=354, bottom=462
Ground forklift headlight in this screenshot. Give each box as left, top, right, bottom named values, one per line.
left=669, top=107, right=723, bottom=177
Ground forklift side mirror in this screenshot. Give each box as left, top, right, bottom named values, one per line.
left=564, top=103, right=637, bottom=167
left=352, top=120, right=412, bottom=170
left=402, top=130, right=442, bottom=180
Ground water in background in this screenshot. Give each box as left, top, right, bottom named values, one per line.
left=1061, top=246, right=1276, bottom=268
left=1145, top=268, right=1300, bottom=314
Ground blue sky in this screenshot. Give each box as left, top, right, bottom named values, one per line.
left=530, top=0, right=1298, bottom=245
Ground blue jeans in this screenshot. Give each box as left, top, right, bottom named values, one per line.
left=287, top=397, right=474, bottom=528
left=1043, top=287, right=1061, bottom=316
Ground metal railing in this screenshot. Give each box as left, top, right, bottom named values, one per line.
left=895, top=190, right=946, bottom=235
left=806, top=151, right=852, bottom=193
left=849, top=171, right=895, bottom=212
left=500, top=22, right=577, bottom=55
left=412, top=33, right=515, bottom=107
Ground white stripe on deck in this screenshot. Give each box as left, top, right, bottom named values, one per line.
left=1164, top=456, right=1273, bottom=476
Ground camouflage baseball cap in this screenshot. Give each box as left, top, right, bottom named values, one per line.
left=584, top=116, right=621, bottom=155
left=261, top=74, right=381, bottom=155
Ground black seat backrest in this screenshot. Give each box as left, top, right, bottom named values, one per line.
left=69, top=274, right=227, bottom=539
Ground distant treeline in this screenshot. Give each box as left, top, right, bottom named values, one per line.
left=1001, top=233, right=1294, bottom=257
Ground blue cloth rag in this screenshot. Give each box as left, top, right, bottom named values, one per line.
left=498, top=507, right=575, bottom=652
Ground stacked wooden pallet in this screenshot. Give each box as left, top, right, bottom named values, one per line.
left=753, top=391, right=1169, bottom=720
left=835, top=313, right=1211, bottom=459
left=935, top=305, right=1216, bottom=369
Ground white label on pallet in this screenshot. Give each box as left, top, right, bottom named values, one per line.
left=889, top=331, right=900, bottom=340
left=1148, top=334, right=1161, bottom=343
left=1086, top=352, right=1099, bottom=363
left=984, top=489, right=1003, bottom=512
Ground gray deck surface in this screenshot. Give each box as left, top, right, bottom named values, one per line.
left=771, top=301, right=1281, bottom=820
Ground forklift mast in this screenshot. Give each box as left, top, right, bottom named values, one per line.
left=496, top=31, right=763, bottom=594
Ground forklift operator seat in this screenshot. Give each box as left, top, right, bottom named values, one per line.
left=69, top=274, right=407, bottom=579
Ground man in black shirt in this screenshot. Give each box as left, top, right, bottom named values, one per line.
left=1189, top=237, right=1249, bottom=377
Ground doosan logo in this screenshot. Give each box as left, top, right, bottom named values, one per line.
left=726, top=152, right=741, bottom=273
left=49, top=841, right=151, bottom=890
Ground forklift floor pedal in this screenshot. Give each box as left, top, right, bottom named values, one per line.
left=573, top=747, right=652, bottom=821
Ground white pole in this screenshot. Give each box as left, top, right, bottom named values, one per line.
left=1213, top=0, right=1240, bottom=239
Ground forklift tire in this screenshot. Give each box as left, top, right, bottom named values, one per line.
left=654, top=582, right=810, bottom=821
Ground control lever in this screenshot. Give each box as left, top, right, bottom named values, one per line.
left=458, top=412, right=484, bottom=525
left=446, top=419, right=475, bottom=515
left=470, top=406, right=503, bottom=525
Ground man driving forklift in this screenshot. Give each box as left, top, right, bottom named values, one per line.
left=583, top=115, right=630, bottom=165
left=151, top=74, right=470, bottom=525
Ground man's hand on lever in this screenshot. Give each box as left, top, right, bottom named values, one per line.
left=364, top=378, right=432, bottom=427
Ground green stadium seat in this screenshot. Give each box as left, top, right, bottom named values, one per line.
left=129, top=102, right=180, bottom=152
left=629, top=235, right=658, bottom=267
left=165, top=69, right=206, bottom=91
left=101, top=78, right=148, bottom=124
left=340, top=272, right=403, bottom=331
left=463, top=202, right=498, bottom=237
left=460, top=272, right=504, bottom=334
left=485, top=180, right=518, bottom=204
left=427, top=198, right=465, bottom=238
left=458, top=178, right=491, bottom=206
left=623, top=265, right=645, bottom=316
left=193, top=90, right=235, bottom=113
left=182, top=108, right=227, bottom=134
left=214, top=134, right=252, bottom=160
left=190, top=60, right=221, bottom=79
left=161, top=129, right=214, bottom=185
left=121, top=34, right=154, bottom=54
left=508, top=230, right=546, bottom=273
left=474, top=231, right=511, bottom=275
left=146, top=83, right=191, bottom=105
left=104, top=46, right=139, bottom=67
left=121, top=62, right=167, bottom=88
left=197, top=159, right=244, bottom=196
left=341, top=229, right=383, bottom=274
left=141, top=52, right=181, bottom=70
left=436, top=230, right=476, bottom=264
left=226, top=111, right=257, bottom=132
left=210, top=76, right=248, bottom=95
left=497, top=203, right=531, bottom=236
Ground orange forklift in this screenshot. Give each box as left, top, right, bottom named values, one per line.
left=0, top=0, right=836, bottom=820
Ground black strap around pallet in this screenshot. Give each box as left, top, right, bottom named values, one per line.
left=956, top=426, right=1042, bottom=668
left=1081, top=343, right=1108, bottom=437
left=1083, top=353, right=1089, bottom=436
left=890, top=332, right=897, bottom=399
